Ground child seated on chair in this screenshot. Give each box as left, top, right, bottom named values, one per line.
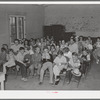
left=67, top=52, right=81, bottom=82
left=68, top=52, right=81, bottom=70
left=80, top=49, right=91, bottom=76
left=29, top=46, right=42, bottom=77
left=53, top=50, right=68, bottom=85
left=3, top=49, right=16, bottom=74
left=15, top=47, right=28, bottom=81
left=39, top=47, right=53, bottom=85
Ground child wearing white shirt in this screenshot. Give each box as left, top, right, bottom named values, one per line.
left=53, top=50, right=68, bottom=85
left=3, top=49, right=15, bottom=74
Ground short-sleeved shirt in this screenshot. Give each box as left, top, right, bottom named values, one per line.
left=31, top=53, right=42, bottom=64
left=11, top=44, right=24, bottom=53
left=69, top=58, right=80, bottom=69
left=54, top=56, right=67, bottom=65
left=64, top=51, right=72, bottom=60
left=69, top=43, right=78, bottom=53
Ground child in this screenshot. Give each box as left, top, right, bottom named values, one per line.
left=29, top=46, right=42, bottom=77
left=53, top=50, right=68, bottom=85
left=15, top=47, right=28, bottom=81
left=68, top=52, right=81, bottom=70
left=63, top=47, right=72, bottom=61
left=50, top=45, right=57, bottom=60
left=3, top=49, right=16, bottom=74
left=80, top=49, right=91, bottom=75
left=60, top=40, right=66, bottom=50
left=39, top=47, right=53, bottom=85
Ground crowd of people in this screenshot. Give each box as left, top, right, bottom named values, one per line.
left=0, top=35, right=100, bottom=85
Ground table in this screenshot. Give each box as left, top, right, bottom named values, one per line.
left=0, top=72, right=5, bottom=90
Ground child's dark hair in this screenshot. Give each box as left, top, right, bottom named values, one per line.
left=63, top=47, right=69, bottom=52
left=57, top=50, right=63, bottom=55
left=43, top=46, right=48, bottom=50
left=82, top=48, right=89, bottom=54
left=14, top=39, right=19, bottom=43
left=72, top=52, right=78, bottom=57
left=8, top=49, right=14, bottom=53
left=19, top=47, right=25, bottom=50
left=1, top=47, right=6, bottom=52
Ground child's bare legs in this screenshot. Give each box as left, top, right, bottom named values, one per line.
left=3, top=62, right=10, bottom=74
left=29, top=64, right=35, bottom=76
left=16, top=65, right=20, bottom=71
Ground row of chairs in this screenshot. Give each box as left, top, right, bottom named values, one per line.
left=3, top=58, right=91, bottom=88
left=63, top=61, right=91, bottom=88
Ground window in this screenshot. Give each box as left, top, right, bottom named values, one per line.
left=9, top=15, right=26, bottom=43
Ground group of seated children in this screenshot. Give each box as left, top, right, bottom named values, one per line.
left=0, top=35, right=98, bottom=85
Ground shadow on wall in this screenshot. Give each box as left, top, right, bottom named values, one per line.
left=45, top=16, right=100, bottom=33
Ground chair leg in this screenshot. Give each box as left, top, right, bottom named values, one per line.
left=77, top=76, right=81, bottom=88
left=68, top=70, right=72, bottom=84
left=15, top=67, right=18, bottom=79
left=63, top=71, right=67, bottom=85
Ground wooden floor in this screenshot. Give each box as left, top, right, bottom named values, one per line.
left=2, top=61, right=100, bottom=90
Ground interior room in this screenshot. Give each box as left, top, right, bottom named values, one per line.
left=0, top=4, right=100, bottom=90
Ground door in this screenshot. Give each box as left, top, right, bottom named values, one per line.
left=9, top=15, right=26, bottom=44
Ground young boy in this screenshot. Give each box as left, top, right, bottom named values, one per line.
left=39, top=47, right=53, bottom=85
left=80, top=49, right=91, bottom=75
left=29, top=46, right=42, bottom=77
left=15, top=47, right=28, bottom=81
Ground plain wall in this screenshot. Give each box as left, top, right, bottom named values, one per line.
left=45, top=4, right=100, bottom=37
left=0, top=4, right=45, bottom=48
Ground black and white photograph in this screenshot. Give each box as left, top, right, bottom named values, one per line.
left=0, top=3, right=100, bottom=93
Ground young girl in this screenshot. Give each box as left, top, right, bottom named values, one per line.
left=3, top=49, right=16, bottom=74
left=53, top=50, right=68, bottom=85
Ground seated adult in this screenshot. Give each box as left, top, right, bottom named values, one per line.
left=84, top=39, right=93, bottom=52
left=39, top=47, right=53, bottom=85
left=68, top=38, right=79, bottom=54
left=11, top=39, right=24, bottom=55
left=29, top=46, right=42, bottom=77
left=53, top=50, right=68, bottom=85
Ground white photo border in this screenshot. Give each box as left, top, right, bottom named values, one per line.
left=0, top=1, right=100, bottom=99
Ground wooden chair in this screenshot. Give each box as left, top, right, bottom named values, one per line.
left=70, top=71, right=82, bottom=88
left=63, top=65, right=82, bottom=88
left=6, top=65, right=20, bottom=79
